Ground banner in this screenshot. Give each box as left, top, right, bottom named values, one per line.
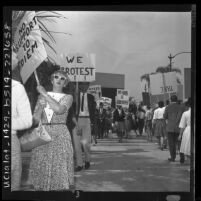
left=97, top=96, right=112, bottom=109
left=87, top=85, right=102, bottom=101
left=60, top=53, right=96, bottom=82
left=150, top=72, right=177, bottom=95
left=14, top=11, right=47, bottom=83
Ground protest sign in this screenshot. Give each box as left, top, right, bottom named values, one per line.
left=87, top=85, right=102, bottom=101
left=115, top=98, right=129, bottom=109
left=150, top=72, right=177, bottom=95
left=97, top=96, right=112, bottom=109
left=117, top=89, right=129, bottom=100
left=116, top=89, right=130, bottom=108
left=14, top=11, right=47, bottom=83
left=60, top=53, right=96, bottom=82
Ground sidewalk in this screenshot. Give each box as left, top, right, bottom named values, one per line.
left=20, top=131, right=190, bottom=191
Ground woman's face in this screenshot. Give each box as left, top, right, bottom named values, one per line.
left=52, top=73, right=68, bottom=89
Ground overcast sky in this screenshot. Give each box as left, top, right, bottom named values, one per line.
left=44, top=11, right=191, bottom=101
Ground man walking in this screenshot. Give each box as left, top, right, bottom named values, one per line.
left=113, top=105, right=125, bottom=143
left=73, top=82, right=96, bottom=170
left=164, top=95, right=183, bottom=162
left=97, top=102, right=106, bottom=139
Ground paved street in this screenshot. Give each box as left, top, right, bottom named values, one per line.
left=20, top=131, right=190, bottom=192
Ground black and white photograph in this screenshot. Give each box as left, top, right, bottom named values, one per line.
left=2, top=5, right=196, bottom=201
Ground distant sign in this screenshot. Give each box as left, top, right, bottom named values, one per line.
left=97, top=97, right=112, bottom=109
left=87, top=85, right=102, bottom=101
left=150, top=72, right=177, bottom=95
left=60, top=53, right=95, bottom=82
left=117, top=89, right=129, bottom=100
left=14, top=11, right=47, bottom=83
left=115, top=97, right=129, bottom=109
left=116, top=89, right=130, bottom=109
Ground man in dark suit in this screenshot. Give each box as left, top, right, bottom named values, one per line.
left=164, top=95, right=183, bottom=162
left=113, top=105, right=125, bottom=143
left=73, top=82, right=96, bottom=170
left=96, top=102, right=107, bottom=139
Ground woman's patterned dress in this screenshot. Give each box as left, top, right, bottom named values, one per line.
left=29, top=93, right=74, bottom=191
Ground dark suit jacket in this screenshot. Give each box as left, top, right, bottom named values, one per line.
left=96, top=108, right=107, bottom=121
left=73, top=93, right=96, bottom=125
left=163, top=102, right=183, bottom=133
left=113, top=109, right=125, bottom=122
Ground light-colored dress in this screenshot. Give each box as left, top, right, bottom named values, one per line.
left=29, top=92, right=74, bottom=191
left=153, top=107, right=166, bottom=137
left=179, top=108, right=191, bottom=156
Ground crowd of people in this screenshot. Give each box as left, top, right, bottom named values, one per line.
left=11, top=50, right=191, bottom=191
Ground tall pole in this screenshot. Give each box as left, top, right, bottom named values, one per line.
left=168, top=52, right=191, bottom=71
left=168, top=53, right=172, bottom=71
left=76, top=82, right=79, bottom=116
left=168, top=51, right=191, bottom=101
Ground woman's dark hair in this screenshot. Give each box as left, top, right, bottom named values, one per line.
left=158, top=101, right=164, bottom=108
left=166, top=100, right=170, bottom=106
left=185, top=97, right=191, bottom=107
left=170, top=95, right=178, bottom=102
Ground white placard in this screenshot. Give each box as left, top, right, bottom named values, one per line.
left=97, top=96, right=112, bottom=109
left=117, top=89, right=129, bottom=100
left=87, top=85, right=102, bottom=100
left=14, top=11, right=47, bottom=83
left=150, top=72, right=177, bottom=95
left=60, top=53, right=96, bottom=82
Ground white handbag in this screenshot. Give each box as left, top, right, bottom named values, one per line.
left=19, top=122, right=52, bottom=152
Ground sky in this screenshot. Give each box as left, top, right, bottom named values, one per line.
left=43, top=11, right=191, bottom=101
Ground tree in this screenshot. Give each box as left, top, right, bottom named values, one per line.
left=141, top=64, right=182, bottom=86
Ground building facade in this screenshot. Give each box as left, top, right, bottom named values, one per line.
left=91, top=72, right=125, bottom=108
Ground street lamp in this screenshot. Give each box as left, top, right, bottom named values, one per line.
left=168, top=52, right=191, bottom=71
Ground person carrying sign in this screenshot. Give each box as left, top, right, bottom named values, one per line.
left=113, top=105, right=126, bottom=143
left=11, top=51, right=33, bottom=191
left=29, top=70, right=74, bottom=191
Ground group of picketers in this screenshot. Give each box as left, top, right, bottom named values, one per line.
left=11, top=48, right=191, bottom=191
left=90, top=95, right=191, bottom=166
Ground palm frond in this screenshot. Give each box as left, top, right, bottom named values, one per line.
left=12, top=11, right=70, bottom=67
left=47, top=55, right=57, bottom=64
left=140, top=74, right=149, bottom=82
left=42, top=38, right=57, bottom=54
left=38, top=21, right=56, bottom=43
left=35, top=11, right=68, bottom=20
left=12, top=11, right=26, bottom=37
left=156, top=65, right=181, bottom=74
left=41, top=30, right=72, bottom=36
left=176, top=77, right=181, bottom=84
left=171, top=67, right=181, bottom=74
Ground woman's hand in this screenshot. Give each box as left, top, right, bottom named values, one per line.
left=38, top=95, right=47, bottom=107
left=178, top=134, right=182, bottom=141
left=76, top=125, right=82, bottom=136
left=37, top=85, right=47, bottom=97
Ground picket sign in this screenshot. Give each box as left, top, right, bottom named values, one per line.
left=115, top=89, right=130, bottom=109
left=60, top=53, right=96, bottom=115
left=149, top=72, right=177, bottom=95
left=97, top=97, right=112, bottom=109
left=14, top=11, right=47, bottom=84
left=59, top=53, right=96, bottom=82
left=87, top=85, right=102, bottom=101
